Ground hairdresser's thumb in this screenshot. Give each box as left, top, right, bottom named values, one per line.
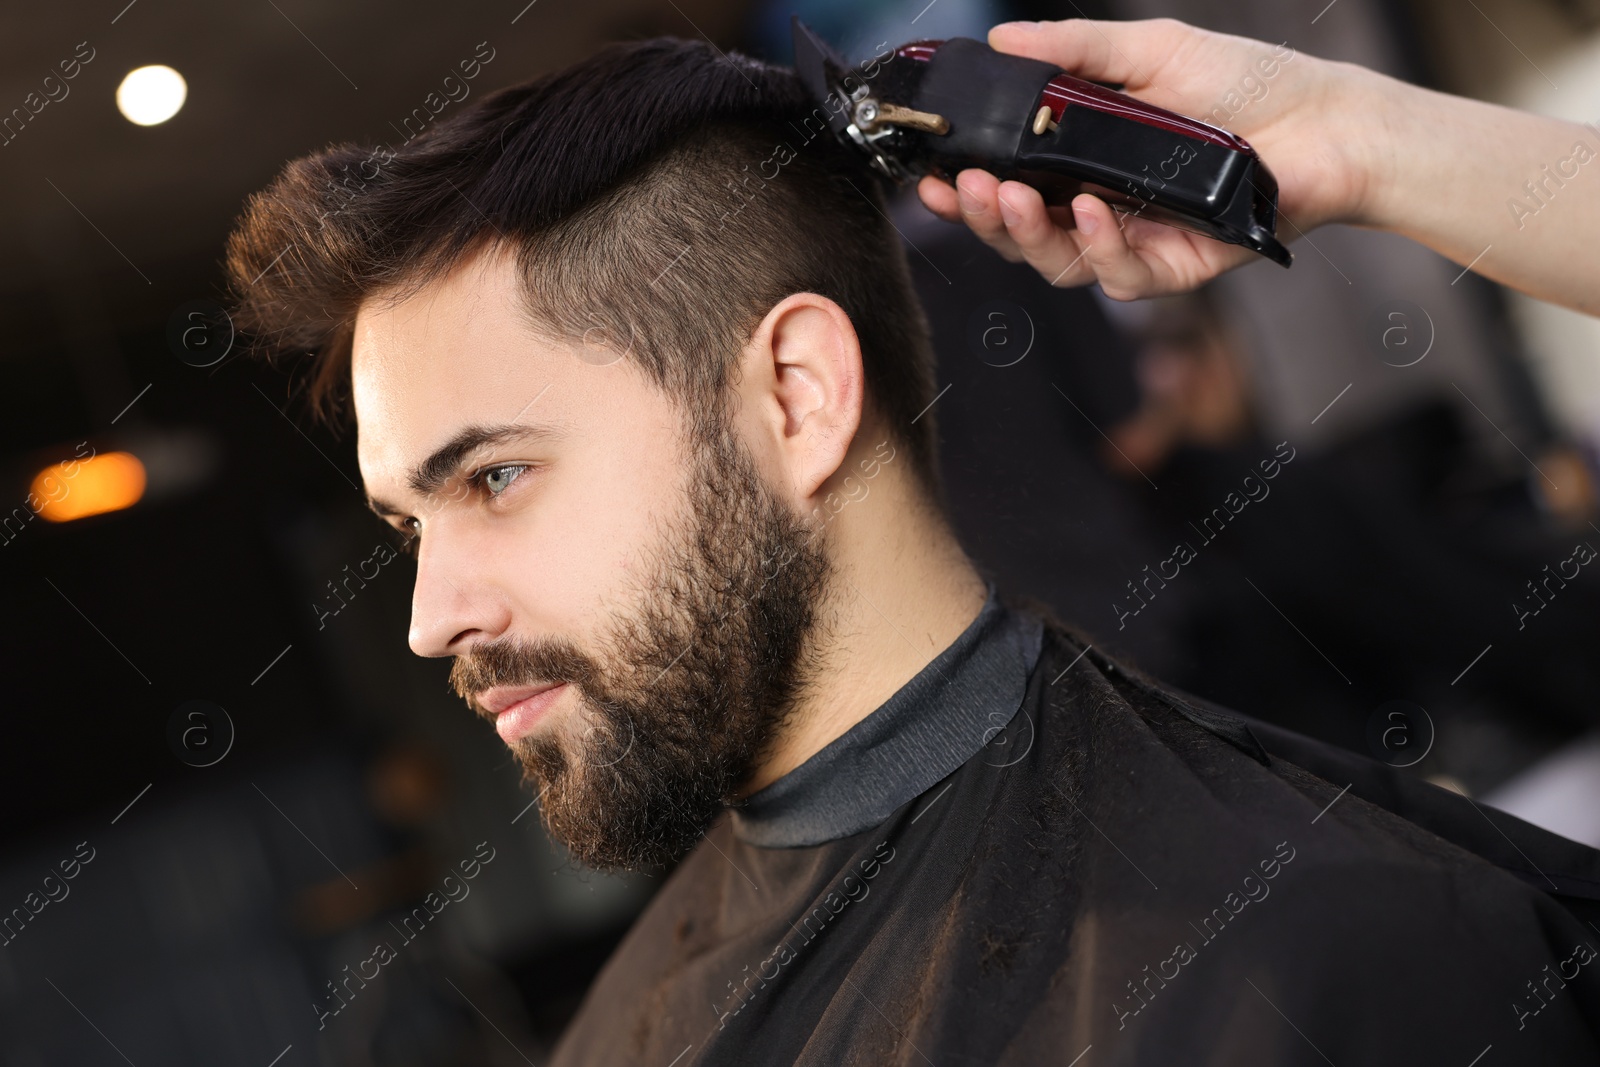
left=989, top=18, right=1134, bottom=83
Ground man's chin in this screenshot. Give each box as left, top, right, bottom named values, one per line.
left=511, top=728, right=726, bottom=872
left=526, top=778, right=724, bottom=873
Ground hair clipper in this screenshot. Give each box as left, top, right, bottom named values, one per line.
left=791, top=17, right=1292, bottom=267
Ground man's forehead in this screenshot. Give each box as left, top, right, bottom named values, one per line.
left=350, top=251, right=568, bottom=471
left=345, top=243, right=682, bottom=509
left=356, top=370, right=570, bottom=506
left=350, top=248, right=523, bottom=387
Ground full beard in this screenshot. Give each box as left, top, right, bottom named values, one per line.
left=450, top=413, right=833, bottom=872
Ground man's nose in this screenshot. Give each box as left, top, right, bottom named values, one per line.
left=407, top=524, right=509, bottom=657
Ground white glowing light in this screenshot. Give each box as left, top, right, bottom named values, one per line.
left=116, top=65, right=187, bottom=126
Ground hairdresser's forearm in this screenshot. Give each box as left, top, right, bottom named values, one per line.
left=1343, top=64, right=1600, bottom=315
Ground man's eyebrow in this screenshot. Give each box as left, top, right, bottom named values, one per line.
left=365, top=423, right=563, bottom=518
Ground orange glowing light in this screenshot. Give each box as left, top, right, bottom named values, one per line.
left=33, top=452, right=146, bottom=522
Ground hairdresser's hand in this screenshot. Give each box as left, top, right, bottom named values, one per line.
left=917, top=18, right=1374, bottom=299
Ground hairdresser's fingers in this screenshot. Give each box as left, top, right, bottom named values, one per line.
left=916, top=174, right=962, bottom=223
left=987, top=17, right=1195, bottom=90
left=922, top=171, right=1259, bottom=296
left=916, top=173, right=1023, bottom=260
left=948, top=170, right=1027, bottom=262
left=993, top=181, right=1097, bottom=285
left=1060, top=195, right=1160, bottom=298
left=1080, top=202, right=1259, bottom=298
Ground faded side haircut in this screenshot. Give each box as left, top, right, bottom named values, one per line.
left=223, top=36, right=945, bottom=503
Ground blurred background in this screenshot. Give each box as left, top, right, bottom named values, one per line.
left=2, top=0, right=1598, bottom=1062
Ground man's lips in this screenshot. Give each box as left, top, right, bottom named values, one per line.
left=477, top=683, right=570, bottom=744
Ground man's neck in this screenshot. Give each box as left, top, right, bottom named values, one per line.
left=737, top=474, right=989, bottom=798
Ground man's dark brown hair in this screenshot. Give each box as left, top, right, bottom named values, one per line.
left=224, top=36, right=945, bottom=501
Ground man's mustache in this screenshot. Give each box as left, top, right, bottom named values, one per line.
left=449, top=636, right=599, bottom=721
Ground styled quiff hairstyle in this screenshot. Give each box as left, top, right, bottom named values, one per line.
left=224, top=36, right=944, bottom=501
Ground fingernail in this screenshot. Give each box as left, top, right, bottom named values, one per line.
left=998, top=193, right=1020, bottom=225
left=994, top=20, right=1039, bottom=31
left=958, top=184, right=984, bottom=214
left=1073, top=202, right=1098, bottom=235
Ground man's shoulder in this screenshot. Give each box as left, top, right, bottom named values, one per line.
left=1008, top=607, right=1600, bottom=920
left=985, top=612, right=1600, bottom=1055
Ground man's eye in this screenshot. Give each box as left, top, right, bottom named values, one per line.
left=395, top=519, right=421, bottom=558
left=477, top=464, right=529, bottom=497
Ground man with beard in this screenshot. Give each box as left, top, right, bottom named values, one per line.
left=445, top=368, right=840, bottom=873
left=224, top=31, right=1600, bottom=1067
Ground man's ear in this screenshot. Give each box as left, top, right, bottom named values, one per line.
left=737, top=292, right=864, bottom=503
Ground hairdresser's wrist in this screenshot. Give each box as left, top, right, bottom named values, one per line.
left=1304, top=57, right=1410, bottom=233
left=1320, top=60, right=1459, bottom=236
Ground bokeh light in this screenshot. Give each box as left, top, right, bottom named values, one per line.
left=33, top=451, right=146, bottom=522
left=116, top=64, right=187, bottom=126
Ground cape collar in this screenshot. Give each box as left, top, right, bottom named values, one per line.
left=729, top=581, right=1045, bottom=848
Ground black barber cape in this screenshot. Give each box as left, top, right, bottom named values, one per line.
left=549, top=587, right=1600, bottom=1065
